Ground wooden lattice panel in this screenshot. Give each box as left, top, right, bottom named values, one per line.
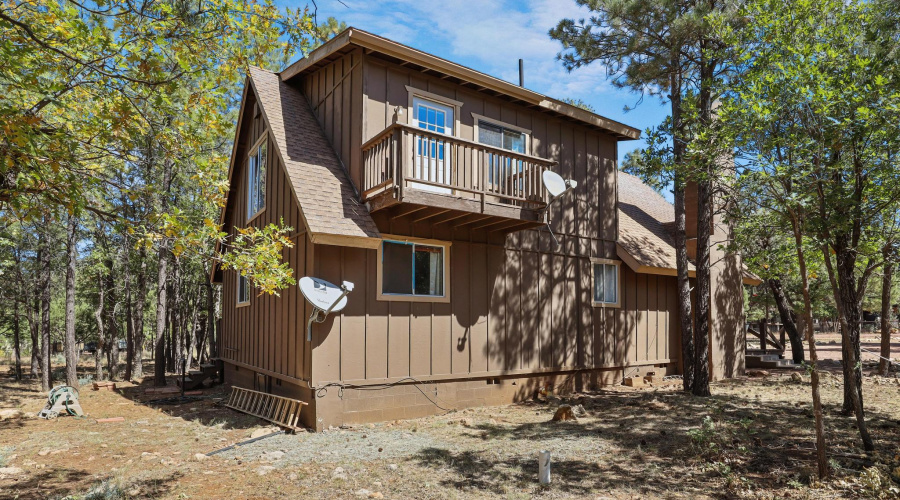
left=223, top=386, right=308, bottom=431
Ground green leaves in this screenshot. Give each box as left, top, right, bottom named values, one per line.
left=218, top=220, right=296, bottom=295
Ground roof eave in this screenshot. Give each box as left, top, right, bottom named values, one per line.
left=280, top=28, right=640, bottom=140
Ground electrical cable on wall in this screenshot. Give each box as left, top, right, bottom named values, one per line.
left=312, top=376, right=454, bottom=413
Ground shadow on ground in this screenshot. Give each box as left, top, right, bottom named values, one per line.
left=412, top=383, right=900, bottom=498
left=2, top=467, right=181, bottom=500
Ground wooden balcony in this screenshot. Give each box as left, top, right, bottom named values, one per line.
left=361, top=123, right=555, bottom=232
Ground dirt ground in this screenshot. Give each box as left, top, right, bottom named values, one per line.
left=1, top=358, right=899, bottom=500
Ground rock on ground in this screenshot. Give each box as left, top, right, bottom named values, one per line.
left=0, top=467, right=23, bottom=476
left=0, top=409, right=24, bottom=420
left=551, top=405, right=577, bottom=422
left=250, top=427, right=278, bottom=439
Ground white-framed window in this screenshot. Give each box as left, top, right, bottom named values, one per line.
left=473, top=114, right=530, bottom=192
left=247, top=137, right=267, bottom=221
left=377, top=238, right=450, bottom=302
left=592, top=259, right=620, bottom=307
left=237, top=274, right=250, bottom=305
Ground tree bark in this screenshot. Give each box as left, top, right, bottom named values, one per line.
left=12, top=292, right=23, bottom=381
left=65, top=215, right=79, bottom=387
left=94, top=273, right=105, bottom=381
left=29, top=285, right=40, bottom=378
left=132, top=246, right=148, bottom=379
left=833, top=238, right=874, bottom=451
left=153, top=157, right=173, bottom=386
left=767, top=277, right=805, bottom=363
left=39, top=233, right=52, bottom=392
left=124, top=246, right=134, bottom=381
left=820, top=244, right=855, bottom=414
left=671, top=62, right=694, bottom=393
left=878, top=256, right=894, bottom=376
left=153, top=248, right=170, bottom=386
left=105, top=259, right=120, bottom=381
left=791, top=215, right=829, bottom=478
left=691, top=38, right=717, bottom=398
left=693, top=173, right=713, bottom=397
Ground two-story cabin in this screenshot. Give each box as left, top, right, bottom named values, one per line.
left=212, top=28, right=751, bottom=430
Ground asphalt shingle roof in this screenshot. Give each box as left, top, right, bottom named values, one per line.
left=617, top=171, right=693, bottom=272
left=249, top=67, right=380, bottom=243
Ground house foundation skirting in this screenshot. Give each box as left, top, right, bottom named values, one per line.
left=222, top=360, right=677, bottom=431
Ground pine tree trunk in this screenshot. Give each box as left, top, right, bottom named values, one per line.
left=878, top=257, right=893, bottom=376
left=693, top=174, right=713, bottom=397
left=132, top=247, right=148, bottom=379
left=691, top=45, right=716, bottom=398
left=65, top=215, right=79, bottom=387
left=105, top=260, right=120, bottom=381
left=767, top=278, right=805, bottom=363
left=153, top=248, right=169, bottom=386
left=124, top=247, right=134, bottom=381
left=12, top=294, right=23, bottom=381
left=94, top=273, right=105, bottom=381
left=670, top=65, right=694, bottom=393
left=29, top=282, right=41, bottom=378
left=153, top=156, right=173, bottom=386
left=39, top=235, right=52, bottom=392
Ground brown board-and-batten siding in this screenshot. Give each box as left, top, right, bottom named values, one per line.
left=296, top=54, right=680, bottom=389
left=301, top=48, right=365, bottom=195
left=220, top=90, right=312, bottom=385
left=308, top=240, right=680, bottom=386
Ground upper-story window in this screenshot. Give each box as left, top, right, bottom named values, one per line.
left=474, top=115, right=530, bottom=192
left=411, top=97, right=454, bottom=192
left=477, top=120, right=526, bottom=154
left=247, top=137, right=267, bottom=221
left=413, top=97, right=453, bottom=135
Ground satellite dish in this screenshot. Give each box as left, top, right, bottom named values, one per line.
left=542, top=170, right=568, bottom=198
left=542, top=170, right=578, bottom=200
left=299, top=277, right=354, bottom=341
left=539, top=170, right=578, bottom=247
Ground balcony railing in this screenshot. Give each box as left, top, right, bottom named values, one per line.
left=362, top=123, right=555, bottom=210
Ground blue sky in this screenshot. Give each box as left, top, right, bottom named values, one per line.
left=292, top=0, right=669, bottom=165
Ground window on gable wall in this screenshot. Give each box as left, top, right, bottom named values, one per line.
left=237, top=274, right=250, bottom=304
left=592, top=260, right=620, bottom=306
left=247, top=139, right=267, bottom=220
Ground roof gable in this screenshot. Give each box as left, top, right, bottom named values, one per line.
left=280, top=28, right=640, bottom=141
left=248, top=67, right=381, bottom=248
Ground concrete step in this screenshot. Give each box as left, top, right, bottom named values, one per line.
left=747, top=355, right=801, bottom=369
left=746, top=349, right=785, bottom=356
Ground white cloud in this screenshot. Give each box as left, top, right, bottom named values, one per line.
left=305, top=0, right=667, bottom=158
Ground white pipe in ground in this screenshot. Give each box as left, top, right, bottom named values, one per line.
left=539, top=450, right=551, bottom=484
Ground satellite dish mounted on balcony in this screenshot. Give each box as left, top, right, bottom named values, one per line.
left=299, top=277, right=354, bottom=341
left=540, top=170, right=578, bottom=247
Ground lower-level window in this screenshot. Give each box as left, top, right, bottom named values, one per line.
left=380, top=240, right=447, bottom=299
left=592, top=259, right=620, bottom=307
left=237, top=274, right=250, bottom=305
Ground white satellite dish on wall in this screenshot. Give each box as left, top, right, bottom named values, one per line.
left=540, top=170, right=578, bottom=247
left=299, top=277, right=354, bottom=341
left=542, top=170, right=578, bottom=201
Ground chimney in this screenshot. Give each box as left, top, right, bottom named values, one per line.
left=518, top=59, right=524, bottom=87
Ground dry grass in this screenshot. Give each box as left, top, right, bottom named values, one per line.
left=0, top=360, right=898, bottom=499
